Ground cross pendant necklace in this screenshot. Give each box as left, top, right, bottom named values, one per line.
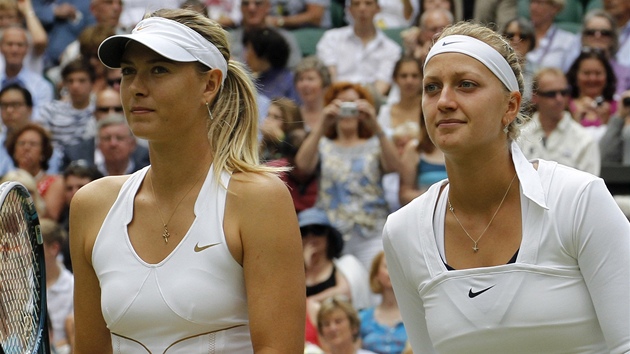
left=161, top=224, right=170, bottom=244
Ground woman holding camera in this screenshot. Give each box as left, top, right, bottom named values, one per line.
left=295, top=82, right=401, bottom=270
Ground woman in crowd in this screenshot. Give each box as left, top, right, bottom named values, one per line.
left=6, top=123, right=65, bottom=220
left=500, top=17, right=537, bottom=101
left=359, top=251, right=407, bottom=354
left=377, top=56, right=422, bottom=136
left=317, top=296, right=377, bottom=354
left=71, top=8, right=305, bottom=353
left=295, top=56, right=332, bottom=131
left=566, top=47, right=618, bottom=137
left=383, top=21, right=629, bottom=353
left=260, top=97, right=303, bottom=162
left=295, top=82, right=400, bottom=269
left=398, top=112, right=446, bottom=207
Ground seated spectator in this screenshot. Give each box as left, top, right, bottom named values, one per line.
left=267, top=0, right=331, bottom=28
left=600, top=90, right=630, bottom=165
left=62, top=113, right=149, bottom=176
left=35, top=58, right=96, bottom=167
left=602, top=0, right=630, bottom=67
left=191, top=0, right=241, bottom=29
left=398, top=112, right=445, bottom=206
left=41, top=218, right=74, bottom=354
left=58, top=161, right=103, bottom=271
left=566, top=47, right=618, bottom=137
left=260, top=97, right=303, bottom=161
left=294, top=56, right=331, bottom=131
left=359, top=251, right=407, bottom=354
left=526, top=0, right=577, bottom=71
left=0, top=83, right=33, bottom=176
left=0, top=167, right=46, bottom=216
left=501, top=17, right=537, bottom=100
left=299, top=208, right=372, bottom=309
left=563, top=9, right=630, bottom=96
left=243, top=28, right=301, bottom=103
left=372, top=0, right=418, bottom=28
left=317, top=296, right=377, bottom=354
left=401, top=7, right=453, bottom=64
left=377, top=56, right=422, bottom=136
left=519, top=67, right=601, bottom=176
left=316, top=0, right=401, bottom=97
left=229, top=0, right=302, bottom=68
left=0, top=0, right=48, bottom=74
left=382, top=121, right=420, bottom=212
left=295, top=82, right=400, bottom=269
left=0, top=25, right=54, bottom=117
left=6, top=123, right=65, bottom=220
left=473, top=0, right=517, bottom=31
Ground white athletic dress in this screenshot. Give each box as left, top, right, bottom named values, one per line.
left=92, top=165, right=253, bottom=353
left=383, top=143, right=630, bottom=354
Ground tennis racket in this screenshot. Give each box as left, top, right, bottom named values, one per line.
left=0, top=181, right=50, bottom=354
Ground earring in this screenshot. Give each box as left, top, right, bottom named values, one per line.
left=503, top=124, right=509, bottom=134
left=206, top=102, right=214, bottom=120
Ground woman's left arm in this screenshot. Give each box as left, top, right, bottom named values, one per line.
left=227, top=172, right=306, bottom=353
left=43, top=175, right=65, bottom=221
left=575, top=179, right=630, bottom=353
left=357, top=100, right=401, bottom=174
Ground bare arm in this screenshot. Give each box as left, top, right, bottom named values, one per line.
left=268, top=3, right=326, bottom=28
left=18, top=0, right=48, bottom=56
left=71, top=178, right=126, bottom=354
left=42, top=175, right=65, bottom=221
left=294, top=101, right=339, bottom=175
left=398, top=140, right=421, bottom=206
left=226, top=173, right=306, bottom=353
left=356, top=99, right=400, bottom=174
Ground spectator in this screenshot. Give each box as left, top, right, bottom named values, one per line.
left=0, top=83, right=32, bottom=176
left=63, top=113, right=149, bottom=176
left=267, top=0, right=331, bottom=28
left=603, top=0, right=630, bottom=67
left=359, top=251, right=407, bottom=354
left=117, top=0, right=180, bottom=31
left=0, top=25, right=54, bottom=117
left=6, top=123, right=65, bottom=220
left=372, top=0, right=418, bottom=28
left=0, top=167, right=46, bottom=216
left=519, top=67, right=600, bottom=175
left=377, top=56, right=422, bottom=136
left=295, top=82, right=400, bottom=269
left=317, top=296, right=377, bottom=354
left=197, top=0, right=242, bottom=28
left=40, top=218, right=74, bottom=354
left=229, top=0, right=302, bottom=68
left=260, top=97, right=303, bottom=161
left=398, top=112, right=446, bottom=207
left=600, top=90, right=630, bottom=165
left=0, top=0, right=48, bottom=75
left=566, top=47, right=618, bottom=137
left=501, top=17, right=537, bottom=100
left=32, top=0, right=94, bottom=69
left=526, top=0, right=577, bottom=70
left=473, top=0, right=517, bottom=31
left=401, top=8, right=454, bottom=64
left=243, top=28, right=301, bottom=103
left=294, top=56, right=331, bottom=131
left=563, top=9, right=630, bottom=96
left=35, top=58, right=96, bottom=170
left=317, top=0, right=401, bottom=98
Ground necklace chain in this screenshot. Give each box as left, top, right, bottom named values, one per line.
left=447, top=173, right=517, bottom=252
left=148, top=170, right=204, bottom=244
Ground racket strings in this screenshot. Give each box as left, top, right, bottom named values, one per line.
left=0, top=190, right=40, bottom=352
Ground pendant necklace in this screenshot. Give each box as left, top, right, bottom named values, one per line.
left=447, top=173, right=517, bottom=252
left=149, top=170, right=204, bottom=244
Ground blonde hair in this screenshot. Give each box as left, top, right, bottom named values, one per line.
left=436, top=21, right=531, bottom=140
left=316, top=296, right=361, bottom=341
left=0, top=169, right=47, bottom=217
left=369, top=251, right=386, bottom=294
left=146, top=9, right=283, bottom=184
left=39, top=218, right=67, bottom=246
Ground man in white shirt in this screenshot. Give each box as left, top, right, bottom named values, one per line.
left=603, top=0, right=630, bottom=67
left=518, top=67, right=600, bottom=176
left=526, top=0, right=577, bottom=71
left=316, top=0, right=401, bottom=97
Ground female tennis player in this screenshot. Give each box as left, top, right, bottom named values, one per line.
left=70, top=8, right=305, bottom=353
left=383, top=22, right=630, bottom=353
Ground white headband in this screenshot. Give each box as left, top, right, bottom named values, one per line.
left=98, top=17, right=227, bottom=84
left=424, top=35, right=519, bottom=92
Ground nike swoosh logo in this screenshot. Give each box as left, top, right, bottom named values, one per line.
left=468, top=285, right=495, bottom=298
left=442, top=41, right=463, bottom=46
left=194, top=242, right=221, bottom=252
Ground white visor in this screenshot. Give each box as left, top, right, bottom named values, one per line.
left=424, top=35, right=519, bottom=92
left=98, top=17, right=227, bottom=84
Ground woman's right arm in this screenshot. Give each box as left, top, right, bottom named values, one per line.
left=70, top=177, right=126, bottom=354
left=294, top=102, right=338, bottom=175
left=398, top=140, right=421, bottom=207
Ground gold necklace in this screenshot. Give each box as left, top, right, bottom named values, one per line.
left=447, top=173, right=517, bottom=252
left=148, top=170, right=204, bottom=244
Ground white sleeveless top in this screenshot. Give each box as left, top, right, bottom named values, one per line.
left=92, top=165, right=253, bottom=354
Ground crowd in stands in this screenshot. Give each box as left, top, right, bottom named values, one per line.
left=0, top=0, right=628, bottom=352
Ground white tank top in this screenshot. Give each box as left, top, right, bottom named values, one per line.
left=92, top=165, right=253, bottom=354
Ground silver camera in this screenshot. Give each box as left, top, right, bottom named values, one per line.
left=339, top=102, right=358, bottom=117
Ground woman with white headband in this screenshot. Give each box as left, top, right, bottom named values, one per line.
left=383, top=22, right=629, bottom=353
left=69, top=8, right=305, bottom=354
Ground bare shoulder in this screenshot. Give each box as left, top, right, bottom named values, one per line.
left=71, top=175, right=131, bottom=213
left=228, top=171, right=291, bottom=204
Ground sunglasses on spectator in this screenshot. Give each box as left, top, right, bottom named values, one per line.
left=504, top=32, right=532, bottom=41
left=96, top=105, right=124, bottom=113
left=300, top=225, right=329, bottom=236
left=583, top=29, right=613, bottom=37
left=536, top=88, right=571, bottom=98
